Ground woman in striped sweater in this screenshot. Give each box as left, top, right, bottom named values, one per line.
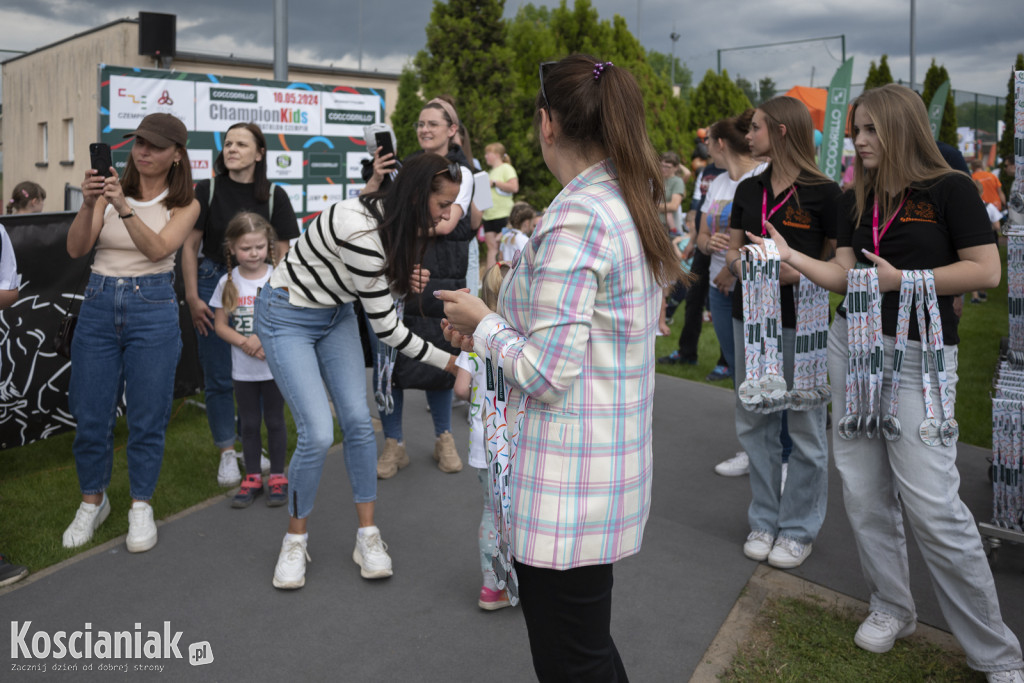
left=255, top=153, right=460, bottom=590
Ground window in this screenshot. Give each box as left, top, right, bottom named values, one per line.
left=36, top=122, right=48, bottom=167
left=63, top=118, right=74, bottom=164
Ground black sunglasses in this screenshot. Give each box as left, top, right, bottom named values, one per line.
left=434, top=163, right=461, bottom=181
left=538, top=61, right=557, bottom=111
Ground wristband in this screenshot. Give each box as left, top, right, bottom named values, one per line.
left=119, top=208, right=136, bottom=220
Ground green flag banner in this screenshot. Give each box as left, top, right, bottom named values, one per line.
left=820, top=58, right=854, bottom=182
left=927, top=81, right=950, bottom=140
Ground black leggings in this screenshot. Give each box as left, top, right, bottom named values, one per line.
left=234, top=379, right=287, bottom=476
left=516, top=562, right=628, bottom=682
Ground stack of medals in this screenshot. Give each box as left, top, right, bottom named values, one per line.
left=789, top=274, right=831, bottom=410
left=481, top=320, right=527, bottom=606
left=374, top=300, right=404, bottom=415
left=738, top=239, right=787, bottom=414
left=991, top=219, right=1024, bottom=529
left=840, top=268, right=957, bottom=446
left=839, top=268, right=883, bottom=439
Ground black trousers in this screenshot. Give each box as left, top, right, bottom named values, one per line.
left=233, top=378, right=287, bottom=475
left=677, top=249, right=710, bottom=360
left=516, top=562, right=628, bottom=682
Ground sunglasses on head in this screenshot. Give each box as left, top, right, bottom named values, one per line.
left=538, top=61, right=557, bottom=111
left=434, top=163, right=460, bottom=181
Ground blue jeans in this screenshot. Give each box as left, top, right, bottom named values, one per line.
left=69, top=273, right=182, bottom=501
left=708, top=286, right=734, bottom=373
left=828, top=316, right=1023, bottom=672
left=195, top=259, right=237, bottom=449
left=732, top=318, right=829, bottom=544
left=256, top=286, right=377, bottom=518
left=365, top=316, right=452, bottom=440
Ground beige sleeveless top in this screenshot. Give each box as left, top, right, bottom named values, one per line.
left=92, top=190, right=175, bottom=277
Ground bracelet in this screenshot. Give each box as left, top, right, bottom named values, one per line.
left=729, top=257, right=741, bottom=276
left=119, top=208, right=136, bottom=220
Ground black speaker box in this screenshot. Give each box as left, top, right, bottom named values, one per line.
left=138, top=12, right=176, bottom=58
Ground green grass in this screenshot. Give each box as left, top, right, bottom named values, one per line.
left=655, top=243, right=1010, bottom=449
left=0, top=395, right=305, bottom=572
left=720, top=596, right=983, bottom=682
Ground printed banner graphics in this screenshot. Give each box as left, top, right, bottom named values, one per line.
left=347, top=151, right=372, bottom=179
left=820, top=58, right=854, bottom=183
left=190, top=149, right=214, bottom=179
left=276, top=183, right=305, bottom=214
left=308, top=153, right=342, bottom=178
left=109, top=75, right=195, bottom=128
left=322, top=92, right=381, bottom=137
left=195, top=83, right=318, bottom=135
left=306, top=183, right=344, bottom=212
left=266, top=150, right=304, bottom=180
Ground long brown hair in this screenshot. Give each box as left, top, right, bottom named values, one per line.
left=220, top=212, right=277, bottom=315
left=536, top=54, right=682, bottom=285
left=758, top=96, right=832, bottom=187
left=848, top=83, right=956, bottom=226
left=709, top=109, right=756, bottom=156
left=119, top=143, right=195, bottom=209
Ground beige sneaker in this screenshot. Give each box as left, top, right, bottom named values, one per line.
left=376, top=438, right=409, bottom=479
left=433, top=432, right=463, bottom=473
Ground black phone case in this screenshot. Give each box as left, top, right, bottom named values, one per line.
left=90, top=143, right=113, bottom=177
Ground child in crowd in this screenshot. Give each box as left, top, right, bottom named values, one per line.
left=453, top=262, right=513, bottom=611
left=209, top=212, right=288, bottom=508
left=497, top=202, right=535, bottom=263
left=7, top=181, right=46, bottom=214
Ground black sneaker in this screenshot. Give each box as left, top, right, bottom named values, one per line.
left=266, top=474, right=288, bottom=507
left=0, top=554, right=28, bottom=587
left=232, top=475, right=264, bottom=509
left=658, top=351, right=698, bottom=365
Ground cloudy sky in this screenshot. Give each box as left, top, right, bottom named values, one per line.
left=1, top=0, right=1020, bottom=101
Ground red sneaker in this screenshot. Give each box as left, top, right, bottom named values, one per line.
left=478, top=586, right=512, bottom=611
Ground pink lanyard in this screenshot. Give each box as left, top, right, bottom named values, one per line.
left=871, top=193, right=909, bottom=255
left=760, top=186, right=796, bottom=236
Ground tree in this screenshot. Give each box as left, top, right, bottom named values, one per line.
left=864, top=54, right=894, bottom=91
left=412, top=0, right=519, bottom=162
left=690, top=69, right=753, bottom=130
left=758, top=77, right=778, bottom=104
left=647, top=49, right=693, bottom=100
left=735, top=75, right=758, bottom=106
left=998, top=53, right=1024, bottom=197
left=921, top=59, right=957, bottom=147
left=391, top=66, right=424, bottom=158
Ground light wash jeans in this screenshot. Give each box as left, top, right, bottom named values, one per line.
left=708, top=286, right=734, bottom=372
left=732, top=318, right=829, bottom=544
left=195, top=259, right=237, bottom=449
left=828, top=316, right=1022, bottom=672
left=255, top=286, right=377, bottom=518
left=69, top=273, right=181, bottom=501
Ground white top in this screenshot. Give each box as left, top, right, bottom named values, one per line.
left=703, top=163, right=767, bottom=284
left=455, top=350, right=487, bottom=469
left=0, top=224, right=19, bottom=290
left=498, top=227, right=529, bottom=264
left=210, top=265, right=275, bottom=382
left=986, top=202, right=1001, bottom=225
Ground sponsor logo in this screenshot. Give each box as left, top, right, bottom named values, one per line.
left=276, top=155, right=292, bottom=169
left=209, top=88, right=258, bottom=103
left=325, top=109, right=375, bottom=125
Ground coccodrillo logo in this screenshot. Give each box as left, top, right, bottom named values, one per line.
left=10, top=621, right=213, bottom=672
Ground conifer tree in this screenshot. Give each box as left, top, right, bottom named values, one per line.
left=690, top=69, right=753, bottom=131
left=921, top=59, right=957, bottom=147
left=864, top=55, right=895, bottom=91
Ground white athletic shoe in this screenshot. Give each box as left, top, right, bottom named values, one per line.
left=62, top=494, right=111, bottom=548
left=217, top=449, right=242, bottom=487
left=353, top=526, right=393, bottom=579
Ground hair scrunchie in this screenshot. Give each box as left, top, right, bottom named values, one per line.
left=593, top=62, right=613, bottom=80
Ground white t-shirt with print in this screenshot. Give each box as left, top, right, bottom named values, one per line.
left=703, top=162, right=767, bottom=285
left=498, top=227, right=529, bottom=264
left=209, top=265, right=274, bottom=382
left=455, top=350, right=487, bottom=469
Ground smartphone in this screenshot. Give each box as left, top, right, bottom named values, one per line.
left=374, top=131, right=396, bottom=161
left=89, top=143, right=113, bottom=177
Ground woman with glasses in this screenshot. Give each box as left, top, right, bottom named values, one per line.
left=365, top=96, right=476, bottom=479
left=256, top=153, right=460, bottom=590
left=438, top=55, right=681, bottom=681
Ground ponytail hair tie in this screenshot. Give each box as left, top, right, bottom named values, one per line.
left=593, top=61, right=613, bottom=80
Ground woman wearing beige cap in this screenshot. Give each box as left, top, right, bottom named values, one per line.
left=62, top=112, right=199, bottom=554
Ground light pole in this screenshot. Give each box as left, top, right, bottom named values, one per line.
left=670, top=29, right=680, bottom=93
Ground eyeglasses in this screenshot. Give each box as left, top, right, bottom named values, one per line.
left=538, top=61, right=556, bottom=111
left=414, top=120, right=445, bottom=130
left=434, top=163, right=461, bottom=181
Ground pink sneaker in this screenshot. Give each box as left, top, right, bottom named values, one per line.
left=478, top=586, right=512, bottom=611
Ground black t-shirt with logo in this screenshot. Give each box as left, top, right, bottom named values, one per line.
left=193, top=175, right=300, bottom=265
left=837, top=172, right=995, bottom=345
left=730, top=169, right=841, bottom=327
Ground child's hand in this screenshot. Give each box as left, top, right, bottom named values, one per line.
left=240, top=334, right=264, bottom=360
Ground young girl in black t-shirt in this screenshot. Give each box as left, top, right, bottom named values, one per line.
left=752, top=84, right=1022, bottom=679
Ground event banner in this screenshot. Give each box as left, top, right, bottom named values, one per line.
left=0, top=213, right=202, bottom=449
left=1008, top=70, right=1024, bottom=236
left=927, top=80, right=950, bottom=141
left=820, top=58, right=853, bottom=183
left=100, top=65, right=387, bottom=228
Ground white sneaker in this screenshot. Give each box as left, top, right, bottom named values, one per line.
left=743, top=530, right=775, bottom=561
left=273, top=536, right=310, bottom=590
left=767, top=536, right=811, bottom=569
left=854, top=610, right=916, bottom=653
left=715, top=452, right=749, bottom=477
left=780, top=462, right=789, bottom=494
left=217, top=449, right=241, bottom=487
left=988, top=670, right=1024, bottom=683
left=353, top=526, right=393, bottom=579
left=62, top=494, right=111, bottom=548
left=260, top=454, right=271, bottom=476
left=126, top=501, right=158, bottom=553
